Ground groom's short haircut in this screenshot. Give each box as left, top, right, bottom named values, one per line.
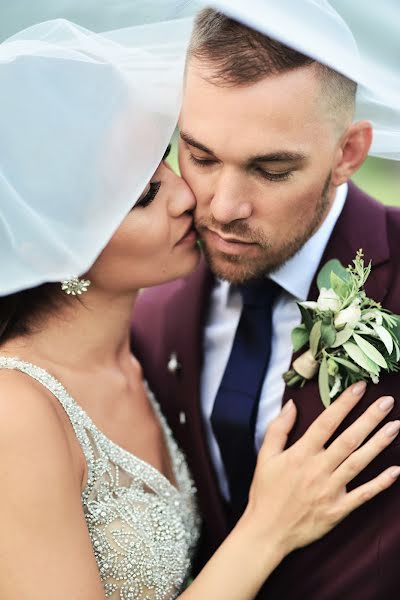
left=189, top=9, right=357, bottom=128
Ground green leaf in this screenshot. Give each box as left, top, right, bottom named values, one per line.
left=331, top=326, right=354, bottom=348
left=298, top=303, right=314, bottom=333
left=310, top=321, right=322, bottom=357
left=390, top=315, right=400, bottom=345
left=343, top=341, right=380, bottom=376
left=317, top=259, right=349, bottom=292
left=291, top=325, right=309, bottom=352
left=333, top=355, right=361, bottom=373
left=353, top=333, right=388, bottom=369
left=330, top=271, right=349, bottom=297
left=321, top=321, right=336, bottom=347
left=371, top=323, right=393, bottom=355
left=318, top=356, right=331, bottom=408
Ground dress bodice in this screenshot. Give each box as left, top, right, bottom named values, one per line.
left=0, top=356, right=201, bottom=600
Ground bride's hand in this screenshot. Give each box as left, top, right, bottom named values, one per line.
left=243, top=382, right=399, bottom=557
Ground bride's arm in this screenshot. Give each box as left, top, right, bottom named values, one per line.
left=179, top=383, right=399, bottom=599
left=0, top=373, right=105, bottom=600
left=0, top=373, right=396, bottom=600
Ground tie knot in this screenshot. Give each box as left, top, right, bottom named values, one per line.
left=238, top=278, right=281, bottom=307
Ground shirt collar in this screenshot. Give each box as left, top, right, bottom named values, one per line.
left=269, top=182, right=348, bottom=301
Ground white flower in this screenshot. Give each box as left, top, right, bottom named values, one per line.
left=317, top=288, right=341, bottom=313
left=300, top=301, right=318, bottom=310
left=334, top=302, right=362, bottom=330
left=329, top=374, right=342, bottom=398
left=371, top=374, right=380, bottom=384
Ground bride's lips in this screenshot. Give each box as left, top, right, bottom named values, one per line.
left=175, top=221, right=197, bottom=246
left=204, top=228, right=258, bottom=255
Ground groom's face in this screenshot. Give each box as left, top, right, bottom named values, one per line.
left=179, top=61, right=341, bottom=283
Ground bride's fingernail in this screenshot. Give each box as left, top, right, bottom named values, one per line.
left=390, top=467, right=400, bottom=479
left=282, top=399, right=294, bottom=414
left=384, top=421, right=400, bottom=437
left=352, top=381, right=367, bottom=395
left=379, top=396, right=394, bottom=412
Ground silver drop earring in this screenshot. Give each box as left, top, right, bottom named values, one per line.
left=61, top=276, right=91, bottom=296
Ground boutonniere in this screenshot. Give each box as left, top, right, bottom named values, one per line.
left=283, top=250, right=400, bottom=408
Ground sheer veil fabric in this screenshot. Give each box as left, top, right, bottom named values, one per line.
left=0, top=16, right=193, bottom=295
left=209, top=0, right=400, bottom=160
left=0, top=0, right=398, bottom=295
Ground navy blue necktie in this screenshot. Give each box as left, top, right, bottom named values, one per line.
left=211, top=279, right=281, bottom=522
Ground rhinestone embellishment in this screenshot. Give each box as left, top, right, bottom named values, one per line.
left=0, top=357, right=201, bottom=599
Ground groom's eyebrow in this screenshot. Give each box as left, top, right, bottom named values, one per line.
left=180, top=131, right=307, bottom=164
left=180, top=131, right=216, bottom=155
left=251, top=151, right=307, bottom=163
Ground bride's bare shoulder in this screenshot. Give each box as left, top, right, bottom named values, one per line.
left=0, top=368, right=72, bottom=464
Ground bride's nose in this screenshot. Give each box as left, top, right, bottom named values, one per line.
left=168, top=172, right=196, bottom=217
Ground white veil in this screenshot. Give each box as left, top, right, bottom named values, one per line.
left=209, top=0, right=400, bottom=160
left=0, top=0, right=398, bottom=296
left=0, top=16, right=193, bottom=296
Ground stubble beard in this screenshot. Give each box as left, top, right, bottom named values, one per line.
left=196, top=173, right=332, bottom=284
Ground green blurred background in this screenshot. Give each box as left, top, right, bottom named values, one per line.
left=351, top=158, right=399, bottom=205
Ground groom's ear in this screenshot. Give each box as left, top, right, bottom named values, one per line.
left=331, top=121, right=373, bottom=186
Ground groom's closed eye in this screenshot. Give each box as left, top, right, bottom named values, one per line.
left=179, top=132, right=220, bottom=169
left=188, top=154, right=218, bottom=167
left=180, top=130, right=308, bottom=181
left=188, top=153, right=293, bottom=182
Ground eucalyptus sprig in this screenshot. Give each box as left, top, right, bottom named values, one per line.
left=283, top=250, right=400, bottom=408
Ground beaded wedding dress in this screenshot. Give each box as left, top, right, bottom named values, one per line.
left=0, top=357, right=201, bottom=600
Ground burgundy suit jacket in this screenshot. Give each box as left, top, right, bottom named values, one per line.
left=131, top=183, right=400, bottom=599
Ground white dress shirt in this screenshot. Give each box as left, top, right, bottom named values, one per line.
left=200, top=183, right=348, bottom=499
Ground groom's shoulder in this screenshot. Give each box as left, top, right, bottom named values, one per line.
left=344, top=183, right=400, bottom=306
left=357, top=185, right=400, bottom=256
left=343, top=182, right=400, bottom=255
left=347, top=181, right=400, bottom=221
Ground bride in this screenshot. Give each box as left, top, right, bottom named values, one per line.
left=0, top=18, right=398, bottom=600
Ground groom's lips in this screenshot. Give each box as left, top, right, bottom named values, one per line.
left=205, top=228, right=258, bottom=255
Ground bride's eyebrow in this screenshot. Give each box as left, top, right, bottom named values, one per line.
left=180, top=131, right=216, bottom=156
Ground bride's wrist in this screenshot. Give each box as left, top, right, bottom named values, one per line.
left=235, top=507, right=289, bottom=572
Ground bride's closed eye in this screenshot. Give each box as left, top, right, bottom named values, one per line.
left=134, top=144, right=171, bottom=209
left=135, top=181, right=161, bottom=208
left=163, top=144, right=171, bottom=161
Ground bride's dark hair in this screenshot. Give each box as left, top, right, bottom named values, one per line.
left=0, top=283, right=61, bottom=344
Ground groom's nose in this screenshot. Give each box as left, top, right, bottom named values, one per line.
left=209, top=170, right=252, bottom=224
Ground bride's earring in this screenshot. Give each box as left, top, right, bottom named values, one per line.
left=61, top=276, right=91, bottom=296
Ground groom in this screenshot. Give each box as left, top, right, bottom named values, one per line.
left=132, top=9, right=400, bottom=599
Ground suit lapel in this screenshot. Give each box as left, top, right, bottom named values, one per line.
left=282, top=183, right=392, bottom=444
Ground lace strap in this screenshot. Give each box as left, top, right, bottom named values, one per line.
left=0, top=356, right=95, bottom=462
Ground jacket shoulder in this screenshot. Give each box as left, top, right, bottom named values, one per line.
left=386, top=206, right=400, bottom=238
